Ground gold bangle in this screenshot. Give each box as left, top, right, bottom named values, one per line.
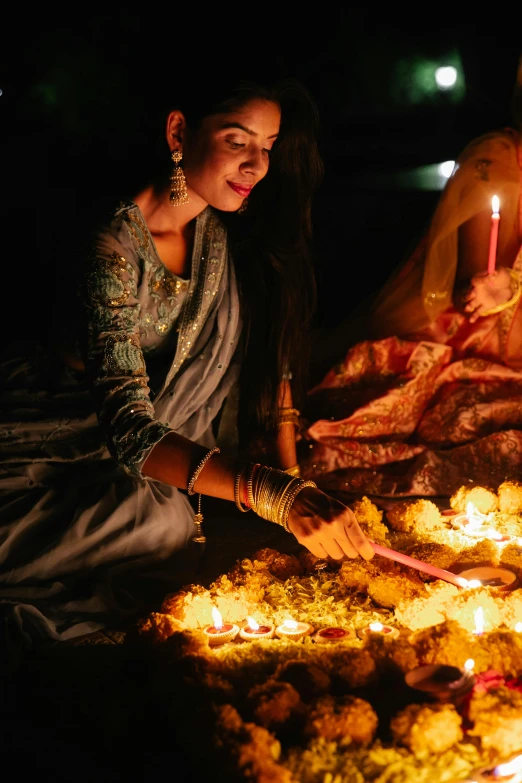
left=246, top=463, right=261, bottom=510
left=479, top=268, right=521, bottom=316
left=251, top=466, right=297, bottom=524
left=248, top=464, right=317, bottom=533
left=283, top=464, right=301, bottom=477
left=234, top=464, right=251, bottom=512
left=277, top=414, right=299, bottom=430
left=279, top=479, right=317, bottom=533
left=187, top=447, right=220, bottom=496
left=279, top=407, right=300, bottom=416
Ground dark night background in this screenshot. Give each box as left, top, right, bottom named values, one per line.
left=0, top=13, right=522, bottom=780
left=1, top=10, right=521, bottom=356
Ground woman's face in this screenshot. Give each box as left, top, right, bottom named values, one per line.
left=182, top=98, right=281, bottom=211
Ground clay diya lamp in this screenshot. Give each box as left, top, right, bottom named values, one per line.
left=479, top=753, right=522, bottom=781
left=357, top=621, right=400, bottom=640
left=405, top=658, right=475, bottom=704
left=459, top=566, right=518, bottom=592
left=313, top=627, right=355, bottom=644
left=203, top=607, right=239, bottom=646
left=275, top=618, right=314, bottom=641
left=239, top=617, right=275, bottom=641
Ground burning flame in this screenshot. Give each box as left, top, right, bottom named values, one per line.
left=467, top=579, right=482, bottom=588
left=494, top=753, right=522, bottom=780
left=211, top=606, right=223, bottom=630
left=473, top=607, right=485, bottom=635
left=463, top=658, right=474, bottom=672
left=492, top=194, right=500, bottom=215
left=515, top=622, right=522, bottom=633
left=369, top=622, right=384, bottom=632
left=283, top=619, right=298, bottom=630
left=246, top=616, right=259, bottom=631
left=464, top=502, right=503, bottom=540
left=465, top=502, right=485, bottom=525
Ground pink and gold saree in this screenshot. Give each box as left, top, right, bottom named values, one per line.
left=301, top=129, right=522, bottom=498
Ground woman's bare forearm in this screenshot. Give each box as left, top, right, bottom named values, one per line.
left=141, top=431, right=239, bottom=501
left=275, top=380, right=298, bottom=469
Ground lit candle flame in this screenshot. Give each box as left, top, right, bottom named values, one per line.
left=211, top=606, right=223, bottom=630
left=467, top=579, right=482, bottom=588
left=494, top=753, right=522, bottom=778
left=473, top=607, right=485, bottom=635
left=463, top=658, right=474, bottom=671
left=515, top=622, right=522, bottom=633
left=492, top=194, right=500, bottom=215
left=246, top=616, right=259, bottom=631
left=283, top=618, right=298, bottom=630
left=465, top=502, right=487, bottom=529
left=463, top=502, right=504, bottom=541
left=369, top=622, right=384, bottom=632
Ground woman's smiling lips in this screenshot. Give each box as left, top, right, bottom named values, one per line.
left=227, top=181, right=252, bottom=198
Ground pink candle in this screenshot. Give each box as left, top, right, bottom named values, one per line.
left=370, top=542, right=468, bottom=588
left=487, top=195, right=500, bottom=275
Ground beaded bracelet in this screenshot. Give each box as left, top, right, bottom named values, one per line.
left=187, top=447, right=220, bottom=495
left=234, top=464, right=251, bottom=512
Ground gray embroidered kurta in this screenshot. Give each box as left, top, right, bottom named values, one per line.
left=0, top=203, right=243, bottom=654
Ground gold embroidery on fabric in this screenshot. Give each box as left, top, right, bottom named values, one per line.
left=123, top=209, right=150, bottom=250
left=152, top=276, right=188, bottom=298
left=475, top=158, right=492, bottom=181
left=104, top=333, right=146, bottom=376
left=87, top=251, right=131, bottom=307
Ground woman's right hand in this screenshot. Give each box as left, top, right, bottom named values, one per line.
left=286, top=486, right=374, bottom=561
left=462, top=266, right=513, bottom=323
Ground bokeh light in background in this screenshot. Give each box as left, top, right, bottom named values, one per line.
left=435, top=66, right=458, bottom=90
left=348, top=159, right=458, bottom=191
left=438, top=160, right=456, bottom=178
left=390, top=51, right=466, bottom=106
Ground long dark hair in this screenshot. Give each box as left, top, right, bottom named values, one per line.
left=156, top=75, right=323, bottom=443
left=114, top=72, right=323, bottom=444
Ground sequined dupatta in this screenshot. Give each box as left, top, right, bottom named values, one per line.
left=152, top=208, right=243, bottom=447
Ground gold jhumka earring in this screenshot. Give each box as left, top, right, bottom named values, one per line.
left=169, top=150, right=189, bottom=206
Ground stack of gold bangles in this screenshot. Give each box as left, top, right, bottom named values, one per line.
left=234, top=462, right=316, bottom=533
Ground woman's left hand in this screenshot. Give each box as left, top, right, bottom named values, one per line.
left=463, top=266, right=513, bottom=322
left=286, top=486, right=375, bottom=561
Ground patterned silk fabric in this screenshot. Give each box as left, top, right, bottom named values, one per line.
left=0, top=202, right=242, bottom=654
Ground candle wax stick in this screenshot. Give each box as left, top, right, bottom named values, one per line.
left=371, top=542, right=468, bottom=587
left=487, top=204, right=500, bottom=275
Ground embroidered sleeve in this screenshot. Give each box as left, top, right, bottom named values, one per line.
left=83, top=237, right=170, bottom=477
